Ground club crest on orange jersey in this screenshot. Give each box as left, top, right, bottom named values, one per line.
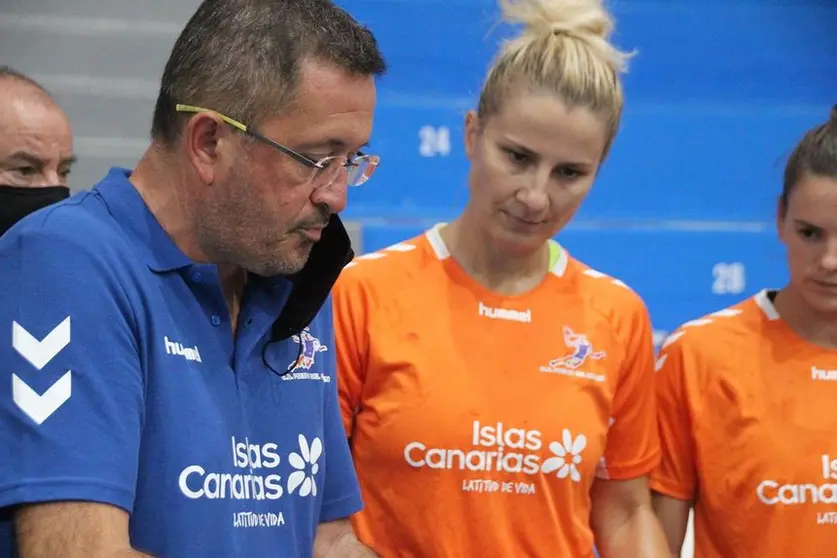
left=550, top=326, right=606, bottom=369
left=540, top=327, right=607, bottom=383
left=289, top=328, right=328, bottom=372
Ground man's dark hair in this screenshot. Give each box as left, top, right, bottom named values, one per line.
left=150, top=0, right=387, bottom=146
left=0, top=66, right=52, bottom=96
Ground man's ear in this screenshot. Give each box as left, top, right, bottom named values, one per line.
left=184, top=112, right=226, bottom=185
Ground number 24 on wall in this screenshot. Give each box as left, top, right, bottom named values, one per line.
left=419, top=125, right=451, bottom=157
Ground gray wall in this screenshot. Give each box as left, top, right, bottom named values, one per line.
left=0, top=0, right=200, bottom=192
left=0, top=0, right=364, bottom=250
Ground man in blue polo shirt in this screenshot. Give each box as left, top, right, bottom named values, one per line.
left=0, top=0, right=386, bottom=556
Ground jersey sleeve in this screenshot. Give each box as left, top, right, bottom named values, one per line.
left=0, top=228, right=144, bottom=513
left=332, top=271, right=371, bottom=437
left=597, top=299, right=661, bottom=480
left=318, top=300, right=364, bottom=522
left=650, top=333, right=698, bottom=501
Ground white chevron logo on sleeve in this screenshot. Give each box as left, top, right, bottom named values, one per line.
left=10, top=317, right=73, bottom=425
left=12, top=317, right=71, bottom=370
left=12, top=371, right=72, bottom=425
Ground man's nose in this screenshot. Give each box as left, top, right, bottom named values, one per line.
left=311, top=172, right=349, bottom=215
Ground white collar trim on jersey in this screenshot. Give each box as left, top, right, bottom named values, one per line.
left=425, top=224, right=451, bottom=260
left=754, top=288, right=781, bottom=321
left=424, top=224, right=569, bottom=277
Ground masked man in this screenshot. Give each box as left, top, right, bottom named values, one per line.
left=0, top=67, right=76, bottom=236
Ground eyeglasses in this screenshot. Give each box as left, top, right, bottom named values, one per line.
left=175, top=104, right=379, bottom=188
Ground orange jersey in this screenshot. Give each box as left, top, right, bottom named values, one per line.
left=333, top=226, right=660, bottom=557
left=652, top=289, right=837, bottom=558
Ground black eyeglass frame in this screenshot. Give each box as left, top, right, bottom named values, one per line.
left=175, top=103, right=380, bottom=187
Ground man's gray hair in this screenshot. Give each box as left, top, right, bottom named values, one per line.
left=150, top=0, right=387, bottom=146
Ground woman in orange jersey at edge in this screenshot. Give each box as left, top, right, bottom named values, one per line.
left=332, top=0, right=669, bottom=556
left=652, top=107, right=837, bottom=558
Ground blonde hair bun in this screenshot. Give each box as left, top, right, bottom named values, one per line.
left=499, top=0, right=633, bottom=73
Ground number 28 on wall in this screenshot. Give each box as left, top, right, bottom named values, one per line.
left=712, top=262, right=746, bottom=295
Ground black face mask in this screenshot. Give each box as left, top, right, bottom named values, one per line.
left=0, top=185, right=70, bottom=236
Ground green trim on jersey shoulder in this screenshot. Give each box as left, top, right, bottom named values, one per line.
left=548, top=239, right=562, bottom=269
left=426, top=223, right=566, bottom=276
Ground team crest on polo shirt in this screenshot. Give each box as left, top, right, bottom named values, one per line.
left=289, top=328, right=328, bottom=372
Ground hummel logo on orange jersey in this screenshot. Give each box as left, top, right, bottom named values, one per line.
left=478, top=302, right=532, bottom=323
left=811, top=366, right=837, bottom=381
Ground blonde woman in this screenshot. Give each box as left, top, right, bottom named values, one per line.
left=333, top=0, right=668, bottom=555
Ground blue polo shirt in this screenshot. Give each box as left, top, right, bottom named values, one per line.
left=0, top=168, right=362, bottom=557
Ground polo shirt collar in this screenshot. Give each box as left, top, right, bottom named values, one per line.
left=95, top=167, right=192, bottom=272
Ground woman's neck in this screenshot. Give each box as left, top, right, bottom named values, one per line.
left=773, top=287, right=837, bottom=349
left=440, top=217, right=550, bottom=296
